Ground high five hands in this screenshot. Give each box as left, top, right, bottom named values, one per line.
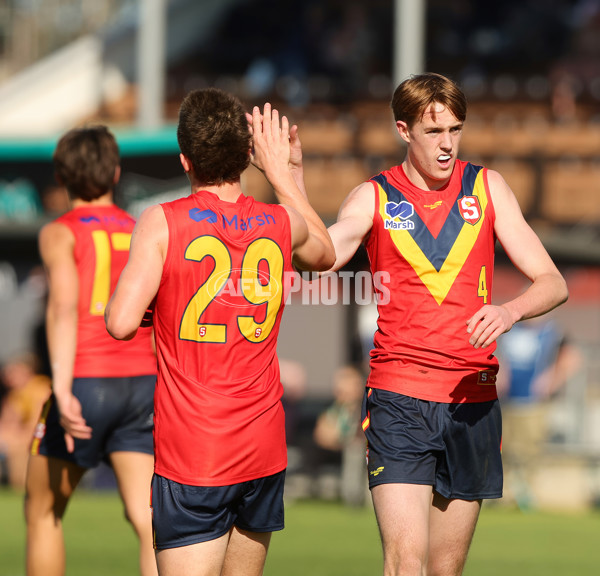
left=247, top=103, right=303, bottom=175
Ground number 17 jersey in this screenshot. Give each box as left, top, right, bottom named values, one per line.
left=153, top=190, right=293, bottom=486
left=55, top=205, right=156, bottom=377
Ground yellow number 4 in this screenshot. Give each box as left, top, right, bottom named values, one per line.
left=478, top=265, right=488, bottom=304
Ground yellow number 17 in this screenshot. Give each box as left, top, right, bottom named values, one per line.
left=90, top=230, right=131, bottom=316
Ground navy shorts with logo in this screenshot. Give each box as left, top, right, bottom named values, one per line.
left=34, top=375, right=155, bottom=469
left=151, top=470, right=286, bottom=550
left=362, top=387, right=503, bottom=500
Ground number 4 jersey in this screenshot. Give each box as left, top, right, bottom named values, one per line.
left=153, top=190, right=293, bottom=486
left=365, top=160, right=499, bottom=403
left=55, top=205, right=156, bottom=377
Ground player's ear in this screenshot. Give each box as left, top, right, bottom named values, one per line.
left=396, top=120, right=410, bottom=144
left=113, top=165, right=121, bottom=185
left=180, top=153, right=192, bottom=173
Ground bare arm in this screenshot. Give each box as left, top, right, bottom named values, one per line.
left=281, top=204, right=309, bottom=253
left=285, top=122, right=375, bottom=272
left=39, top=221, right=92, bottom=450
left=251, top=103, right=335, bottom=271
left=466, top=170, right=568, bottom=348
left=326, top=182, right=375, bottom=271
left=105, top=204, right=167, bottom=340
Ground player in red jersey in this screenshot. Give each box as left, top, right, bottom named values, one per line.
left=324, top=73, right=568, bottom=575
left=25, top=126, right=158, bottom=576
left=105, top=88, right=334, bottom=576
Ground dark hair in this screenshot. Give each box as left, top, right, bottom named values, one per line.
left=391, top=73, right=467, bottom=126
left=53, top=125, right=120, bottom=201
left=177, top=88, right=251, bottom=185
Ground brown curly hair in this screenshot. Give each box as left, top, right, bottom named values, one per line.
left=53, top=125, right=119, bottom=201
left=177, top=88, right=251, bottom=185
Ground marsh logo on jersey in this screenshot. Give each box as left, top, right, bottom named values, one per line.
left=189, top=208, right=277, bottom=230
left=189, top=208, right=218, bottom=224
left=458, top=196, right=482, bottom=225
left=79, top=215, right=130, bottom=226
left=384, top=200, right=415, bottom=230
left=222, top=211, right=276, bottom=231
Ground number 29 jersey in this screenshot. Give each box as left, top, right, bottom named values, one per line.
left=365, top=160, right=499, bottom=403
left=153, top=190, right=293, bottom=486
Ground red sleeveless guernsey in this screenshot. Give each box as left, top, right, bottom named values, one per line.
left=365, top=160, right=499, bottom=403
left=153, top=190, right=293, bottom=486
left=55, top=205, right=156, bottom=377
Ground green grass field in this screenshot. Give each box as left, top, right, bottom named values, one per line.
left=1, top=487, right=600, bottom=575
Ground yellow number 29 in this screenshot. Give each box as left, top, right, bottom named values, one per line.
left=179, top=235, right=284, bottom=344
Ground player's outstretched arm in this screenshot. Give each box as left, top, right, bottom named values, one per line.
left=466, top=170, right=568, bottom=349
left=251, top=103, right=335, bottom=271
left=105, top=204, right=166, bottom=340
left=325, top=182, right=375, bottom=272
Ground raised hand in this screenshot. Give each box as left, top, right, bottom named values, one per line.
left=289, top=123, right=303, bottom=171
left=250, top=103, right=291, bottom=179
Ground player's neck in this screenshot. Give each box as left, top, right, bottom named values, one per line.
left=71, top=192, right=114, bottom=208
left=193, top=181, right=243, bottom=203
left=402, top=159, right=453, bottom=192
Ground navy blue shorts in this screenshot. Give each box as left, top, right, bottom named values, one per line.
left=362, top=388, right=503, bottom=500
left=151, top=470, right=286, bottom=550
left=34, top=375, right=155, bottom=469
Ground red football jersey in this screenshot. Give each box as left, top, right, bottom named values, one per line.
left=153, top=190, right=293, bottom=486
left=56, top=205, right=156, bottom=377
left=365, top=160, right=499, bottom=403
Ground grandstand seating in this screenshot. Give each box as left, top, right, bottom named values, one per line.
left=303, top=157, right=371, bottom=218
left=542, top=162, right=600, bottom=224
left=61, top=88, right=600, bottom=230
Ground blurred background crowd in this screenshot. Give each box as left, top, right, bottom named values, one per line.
left=0, top=0, right=599, bottom=511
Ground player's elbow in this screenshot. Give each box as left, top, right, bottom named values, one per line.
left=294, top=244, right=336, bottom=272
left=311, top=244, right=337, bottom=271
left=558, top=276, right=569, bottom=306
left=316, top=249, right=337, bottom=271
left=105, top=306, right=137, bottom=341
left=106, top=322, right=137, bottom=341
left=543, top=272, right=569, bottom=312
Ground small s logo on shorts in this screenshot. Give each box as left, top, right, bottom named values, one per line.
left=477, top=370, right=497, bottom=385
left=33, top=422, right=46, bottom=439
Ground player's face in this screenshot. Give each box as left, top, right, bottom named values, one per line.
left=396, top=103, right=463, bottom=191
